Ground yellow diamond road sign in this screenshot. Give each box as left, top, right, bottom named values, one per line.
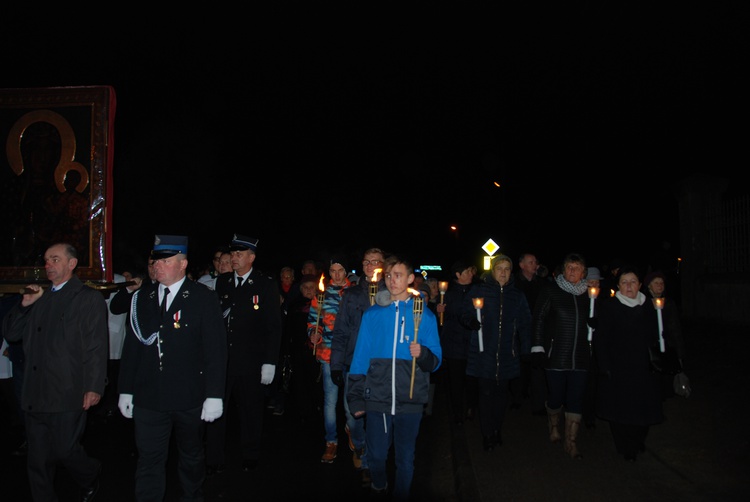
left=482, top=239, right=499, bottom=256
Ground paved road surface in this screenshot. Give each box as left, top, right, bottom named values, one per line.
left=1, top=319, right=747, bottom=501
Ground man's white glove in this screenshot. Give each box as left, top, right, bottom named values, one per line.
left=201, top=398, right=223, bottom=422
left=260, top=364, right=275, bottom=385
left=118, top=394, right=134, bottom=419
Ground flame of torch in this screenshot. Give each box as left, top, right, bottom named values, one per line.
left=408, top=288, right=424, bottom=399
left=438, top=281, right=449, bottom=326
left=312, top=274, right=325, bottom=355
left=369, top=268, right=381, bottom=306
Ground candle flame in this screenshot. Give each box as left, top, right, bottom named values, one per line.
left=372, top=268, right=381, bottom=282
left=610, top=288, right=615, bottom=297
left=438, top=281, right=449, bottom=293
left=588, top=286, right=599, bottom=299
left=472, top=297, right=484, bottom=309
left=655, top=298, right=665, bottom=309
left=407, top=288, right=421, bottom=297
left=318, top=274, right=325, bottom=292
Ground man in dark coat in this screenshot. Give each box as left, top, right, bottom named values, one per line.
left=205, top=234, right=282, bottom=473
left=3, top=242, right=108, bottom=502
left=118, top=235, right=227, bottom=501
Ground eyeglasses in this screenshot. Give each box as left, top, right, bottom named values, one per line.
left=362, top=260, right=383, bottom=267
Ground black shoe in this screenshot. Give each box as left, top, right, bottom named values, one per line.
left=242, top=459, right=258, bottom=472
left=206, top=463, right=226, bottom=476
left=361, top=468, right=372, bottom=488
left=483, top=436, right=495, bottom=452
left=11, top=440, right=27, bottom=456
left=80, top=471, right=100, bottom=502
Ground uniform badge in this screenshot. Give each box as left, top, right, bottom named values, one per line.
left=173, top=310, right=181, bottom=329
left=253, top=295, right=260, bottom=310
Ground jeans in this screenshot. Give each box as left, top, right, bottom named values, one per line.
left=366, top=411, right=422, bottom=501
left=545, top=368, right=588, bottom=414
left=321, top=362, right=338, bottom=444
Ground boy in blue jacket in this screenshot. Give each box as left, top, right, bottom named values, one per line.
left=347, top=256, right=442, bottom=500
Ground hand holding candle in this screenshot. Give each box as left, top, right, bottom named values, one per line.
left=654, top=297, right=665, bottom=352
left=409, top=289, right=424, bottom=399
left=472, top=297, right=484, bottom=353
left=438, top=281, right=449, bottom=326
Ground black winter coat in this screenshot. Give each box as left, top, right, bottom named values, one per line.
left=464, top=276, right=532, bottom=382
left=594, top=296, right=663, bottom=425
left=441, top=280, right=479, bottom=360
left=532, top=281, right=591, bottom=371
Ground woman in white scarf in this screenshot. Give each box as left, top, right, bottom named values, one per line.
left=592, top=265, right=664, bottom=462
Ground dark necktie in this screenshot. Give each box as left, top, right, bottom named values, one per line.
left=236, top=276, right=244, bottom=288
left=161, top=287, right=170, bottom=316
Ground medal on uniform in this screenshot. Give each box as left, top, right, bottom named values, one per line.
left=173, top=310, right=181, bottom=329
left=253, top=295, right=260, bottom=310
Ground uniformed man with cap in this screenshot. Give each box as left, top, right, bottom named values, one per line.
left=205, top=234, right=283, bottom=473
left=117, top=235, right=227, bottom=501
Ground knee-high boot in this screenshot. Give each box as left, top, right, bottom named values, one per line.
left=564, top=412, right=583, bottom=459
left=546, top=402, right=562, bottom=443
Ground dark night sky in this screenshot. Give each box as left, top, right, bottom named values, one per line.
left=3, top=11, right=747, bottom=278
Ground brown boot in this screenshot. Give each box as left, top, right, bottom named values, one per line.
left=546, top=403, right=562, bottom=443
left=564, top=412, right=583, bottom=459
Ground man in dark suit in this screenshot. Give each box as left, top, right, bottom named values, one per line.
left=118, top=235, right=227, bottom=501
left=3, top=242, right=108, bottom=502
left=206, top=234, right=282, bottom=473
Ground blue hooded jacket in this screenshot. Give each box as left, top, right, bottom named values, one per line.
left=347, top=295, right=442, bottom=415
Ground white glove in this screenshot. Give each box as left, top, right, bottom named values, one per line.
left=261, top=364, right=276, bottom=385
left=118, top=394, right=134, bottom=419
left=201, top=398, right=223, bottom=422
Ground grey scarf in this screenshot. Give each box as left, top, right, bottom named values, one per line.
left=555, top=274, right=588, bottom=296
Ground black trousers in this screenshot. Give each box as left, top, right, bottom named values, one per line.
left=529, top=365, right=548, bottom=412
left=26, top=410, right=100, bottom=502
left=608, top=421, right=649, bottom=459
left=477, top=377, right=510, bottom=439
left=134, top=406, right=204, bottom=502
left=445, top=357, right=478, bottom=422
left=206, top=373, right=266, bottom=464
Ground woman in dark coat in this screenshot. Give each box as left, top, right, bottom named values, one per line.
left=531, top=252, right=591, bottom=459
left=593, top=264, right=664, bottom=461
left=463, top=255, right=532, bottom=451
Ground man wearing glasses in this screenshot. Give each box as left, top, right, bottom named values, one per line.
left=330, top=248, right=387, bottom=487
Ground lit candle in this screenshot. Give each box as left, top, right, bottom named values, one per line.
left=654, top=297, right=665, bottom=352
left=587, top=286, right=599, bottom=341
left=472, top=297, right=484, bottom=352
